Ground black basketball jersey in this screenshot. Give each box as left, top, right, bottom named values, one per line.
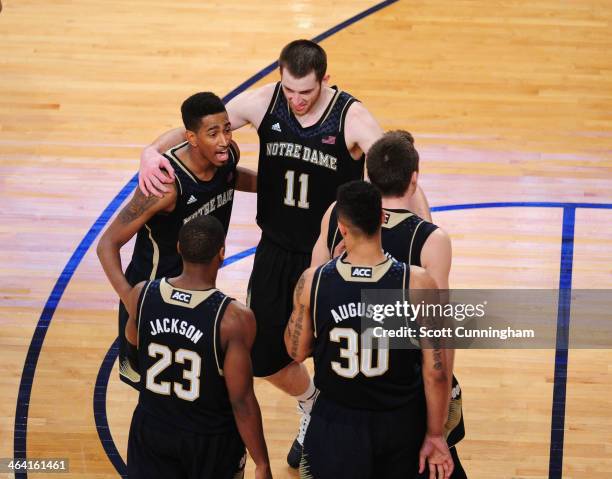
left=310, top=254, right=424, bottom=410
left=327, top=205, right=438, bottom=266
left=126, top=142, right=238, bottom=284
left=257, top=82, right=365, bottom=253
left=135, top=278, right=236, bottom=434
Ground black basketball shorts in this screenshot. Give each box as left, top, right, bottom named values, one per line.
left=300, top=395, right=427, bottom=479
left=247, top=235, right=311, bottom=377
left=127, top=406, right=246, bottom=479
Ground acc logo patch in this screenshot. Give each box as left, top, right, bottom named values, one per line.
left=351, top=267, right=373, bottom=278
left=171, top=290, right=192, bottom=304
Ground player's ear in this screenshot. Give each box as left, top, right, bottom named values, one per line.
left=176, top=240, right=181, bottom=255
left=322, top=74, right=330, bottom=87
left=185, top=129, right=198, bottom=148
left=338, top=219, right=348, bottom=238
left=218, top=245, right=226, bottom=263
left=410, top=171, right=418, bottom=187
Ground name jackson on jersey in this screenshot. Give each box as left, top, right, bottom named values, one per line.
left=265, top=142, right=338, bottom=171
left=148, top=317, right=204, bottom=345
left=183, top=188, right=234, bottom=224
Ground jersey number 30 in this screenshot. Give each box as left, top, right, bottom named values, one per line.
left=284, top=170, right=309, bottom=209
left=146, top=343, right=201, bottom=401
left=330, top=328, right=389, bottom=378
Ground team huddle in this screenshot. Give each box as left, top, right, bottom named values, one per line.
left=98, top=40, right=465, bottom=479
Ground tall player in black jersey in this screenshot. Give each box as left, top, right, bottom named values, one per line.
left=137, top=40, right=431, bottom=467
left=311, top=131, right=467, bottom=478
left=124, top=216, right=271, bottom=479
left=98, top=92, right=257, bottom=390
left=285, top=181, right=453, bottom=479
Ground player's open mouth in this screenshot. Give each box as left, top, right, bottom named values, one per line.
left=215, top=150, right=229, bottom=161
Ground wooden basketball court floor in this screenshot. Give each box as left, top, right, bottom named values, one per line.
left=1, top=0, right=611, bottom=477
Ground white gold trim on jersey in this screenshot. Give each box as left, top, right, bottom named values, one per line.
left=175, top=173, right=183, bottom=195
left=213, top=295, right=231, bottom=376
left=319, top=89, right=341, bottom=126
left=382, top=209, right=414, bottom=229
left=159, top=278, right=218, bottom=309
left=338, top=96, right=354, bottom=134
left=145, top=224, right=160, bottom=280
left=269, top=83, right=283, bottom=114
left=312, top=259, right=332, bottom=339
left=335, top=253, right=393, bottom=283
left=166, top=141, right=199, bottom=184
left=137, top=280, right=154, bottom=339
left=409, top=220, right=424, bottom=265
left=329, top=226, right=340, bottom=258
left=173, top=158, right=199, bottom=184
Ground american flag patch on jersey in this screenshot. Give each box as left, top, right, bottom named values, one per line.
left=322, top=135, right=336, bottom=145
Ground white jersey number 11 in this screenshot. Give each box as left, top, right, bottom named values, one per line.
left=284, top=170, right=310, bottom=209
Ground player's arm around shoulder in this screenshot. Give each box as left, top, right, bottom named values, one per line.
left=226, top=82, right=277, bottom=132
left=343, top=101, right=383, bottom=159
left=140, top=131, right=185, bottom=197
left=221, top=301, right=272, bottom=479
left=284, top=267, right=316, bottom=362
left=310, top=202, right=335, bottom=267
left=97, top=184, right=177, bottom=306
left=420, top=227, right=452, bottom=289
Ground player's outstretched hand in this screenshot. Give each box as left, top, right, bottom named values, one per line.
left=418, top=434, right=454, bottom=479
left=139, top=146, right=175, bottom=197
left=255, top=463, right=273, bottom=479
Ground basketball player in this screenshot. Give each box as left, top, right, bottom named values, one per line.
left=312, top=131, right=467, bottom=477
left=124, top=216, right=271, bottom=479
left=97, top=92, right=256, bottom=390
left=285, top=180, right=454, bottom=479
left=137, top=40, right=431, bottom=467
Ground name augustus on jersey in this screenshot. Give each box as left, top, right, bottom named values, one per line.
left=183, top=188, right=234, bottom=224
left=149, top=317, right=204, bottom=344
left=265, top=142, right=338, bottom=171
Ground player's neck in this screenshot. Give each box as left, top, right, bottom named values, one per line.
left=183, top=145, right=217, bottom=181
left=344, top=239, right=386, bottom=266
left=169, top=265, right=217, bottom=291
left=382, top=194, right=411, bottom=211
left=294, top=87, right=335, bottom=128
left=382, top=186, right=415, bottom=211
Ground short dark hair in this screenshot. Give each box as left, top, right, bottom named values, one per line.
left=336, top=180, right=382, bottom=237
left=279, top=40, right=327, bottom=82
left=178, top=216, right=225, bottom=264
left=181, top=92, right=226, bottom=133
left=366, top=130, right=419, bottom=197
